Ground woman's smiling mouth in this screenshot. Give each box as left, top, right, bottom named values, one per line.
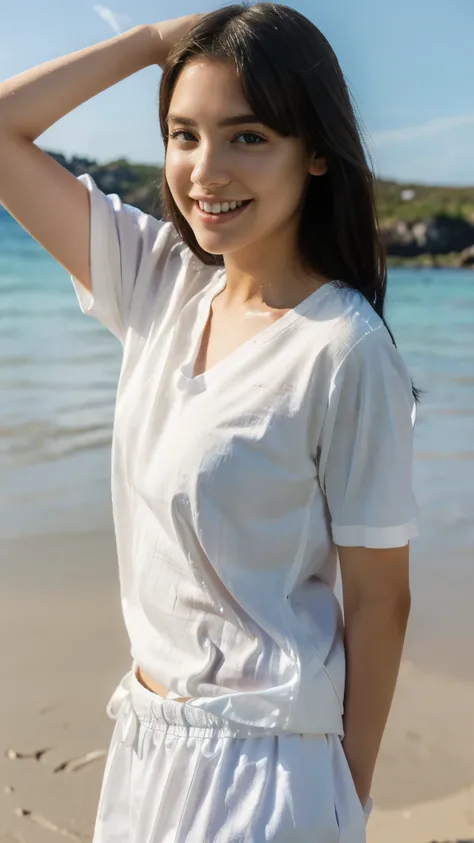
left=193, top=198, right=253, bottom=224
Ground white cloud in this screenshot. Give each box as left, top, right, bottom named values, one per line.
left=370, top=113, right=474, bottom=145
left=92, top=5, right=132, bottom=35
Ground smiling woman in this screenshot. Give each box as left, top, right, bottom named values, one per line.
left=0, top=2, right=420, bottom=842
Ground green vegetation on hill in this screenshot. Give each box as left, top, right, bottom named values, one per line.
left=375, top=179, right=474, bottom=225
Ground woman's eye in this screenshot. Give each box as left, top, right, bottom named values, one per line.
left=235, top=132, right=265, bottom=144
left=168, top=130, right=265, bottom=145
left=169, top=130, right=194, bottom=142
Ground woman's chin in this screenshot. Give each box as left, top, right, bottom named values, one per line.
left=192, top=229, right=235, bottom=252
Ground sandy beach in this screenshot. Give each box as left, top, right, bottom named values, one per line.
left=0, top=529, right=129, bottom=843
left=1, top=528, right=473, bottom=843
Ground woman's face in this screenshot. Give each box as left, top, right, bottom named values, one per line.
left=165, top=58, right=326, bottom=258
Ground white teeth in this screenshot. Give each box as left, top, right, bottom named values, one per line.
left=199, top=200, right=246, bottom=214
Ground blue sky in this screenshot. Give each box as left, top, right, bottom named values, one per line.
left=1, top=0, right=473, bottom=185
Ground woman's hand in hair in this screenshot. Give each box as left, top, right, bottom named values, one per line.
left=149, top=15, right=205, bottom=67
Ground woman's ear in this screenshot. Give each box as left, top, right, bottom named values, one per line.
left=309, top=153, right=328, bottom=177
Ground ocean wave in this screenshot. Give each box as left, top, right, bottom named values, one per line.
left=0, top=419, right=113, bottom=466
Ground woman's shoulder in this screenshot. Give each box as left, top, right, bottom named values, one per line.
left=307, top=281, right=414, bottom=403
left=327, top=283, right=392, bottom=367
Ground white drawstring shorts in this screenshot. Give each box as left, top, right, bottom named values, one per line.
left=92, top=662, right=372, bottom=843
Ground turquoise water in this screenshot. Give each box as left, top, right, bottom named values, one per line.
left=1, top=207, right=474, bottom=555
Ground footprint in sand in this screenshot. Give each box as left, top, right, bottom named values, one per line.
left=15, top=808, right=85, bottom=840
left=53, top=749, right=107, bottom=773
left=5, top=747, right=50, bottom=762
left=5, top=746, right=106, bottom=772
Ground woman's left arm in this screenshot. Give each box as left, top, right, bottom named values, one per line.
left=338, top=542, right=412, bottom=808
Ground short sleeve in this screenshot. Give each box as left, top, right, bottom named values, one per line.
left=317, top=326, right=420, bottom=549
left=70, top=173, right=181, bottom=344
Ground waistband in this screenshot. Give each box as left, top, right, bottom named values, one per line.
left=106, top=661, right=284, bottom=744
left=105, top=662, right=374, bottom=824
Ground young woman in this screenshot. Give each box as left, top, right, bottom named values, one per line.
left=0, top=3, right=420, bottom=841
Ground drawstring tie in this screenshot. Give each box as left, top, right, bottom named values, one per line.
left=106, top=670, right=140, bottom=749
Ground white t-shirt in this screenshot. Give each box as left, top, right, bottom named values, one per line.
left=71, top=174, right=420, bottom=737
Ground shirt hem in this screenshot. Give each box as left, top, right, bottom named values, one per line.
left=332, top=517, right=419, bottom=548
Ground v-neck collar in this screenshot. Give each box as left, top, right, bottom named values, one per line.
left=176, top=269, right=336, bottom=394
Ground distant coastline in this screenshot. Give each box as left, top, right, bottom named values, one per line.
left=3, top=147, right=474, bottom=269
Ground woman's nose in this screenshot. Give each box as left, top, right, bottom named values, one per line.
left=191, top=145, right=230, bottom=188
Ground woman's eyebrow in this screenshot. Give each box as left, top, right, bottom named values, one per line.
left=166, top=114, right=262, bottom=128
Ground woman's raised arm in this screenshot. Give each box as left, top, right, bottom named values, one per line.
left=0, top=16, right=201, bottom=292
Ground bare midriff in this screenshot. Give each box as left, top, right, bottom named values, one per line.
left=136, top=665, right=192, bottom=703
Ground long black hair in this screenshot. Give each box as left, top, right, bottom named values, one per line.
left=158, top=1, right=421, bottom=404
